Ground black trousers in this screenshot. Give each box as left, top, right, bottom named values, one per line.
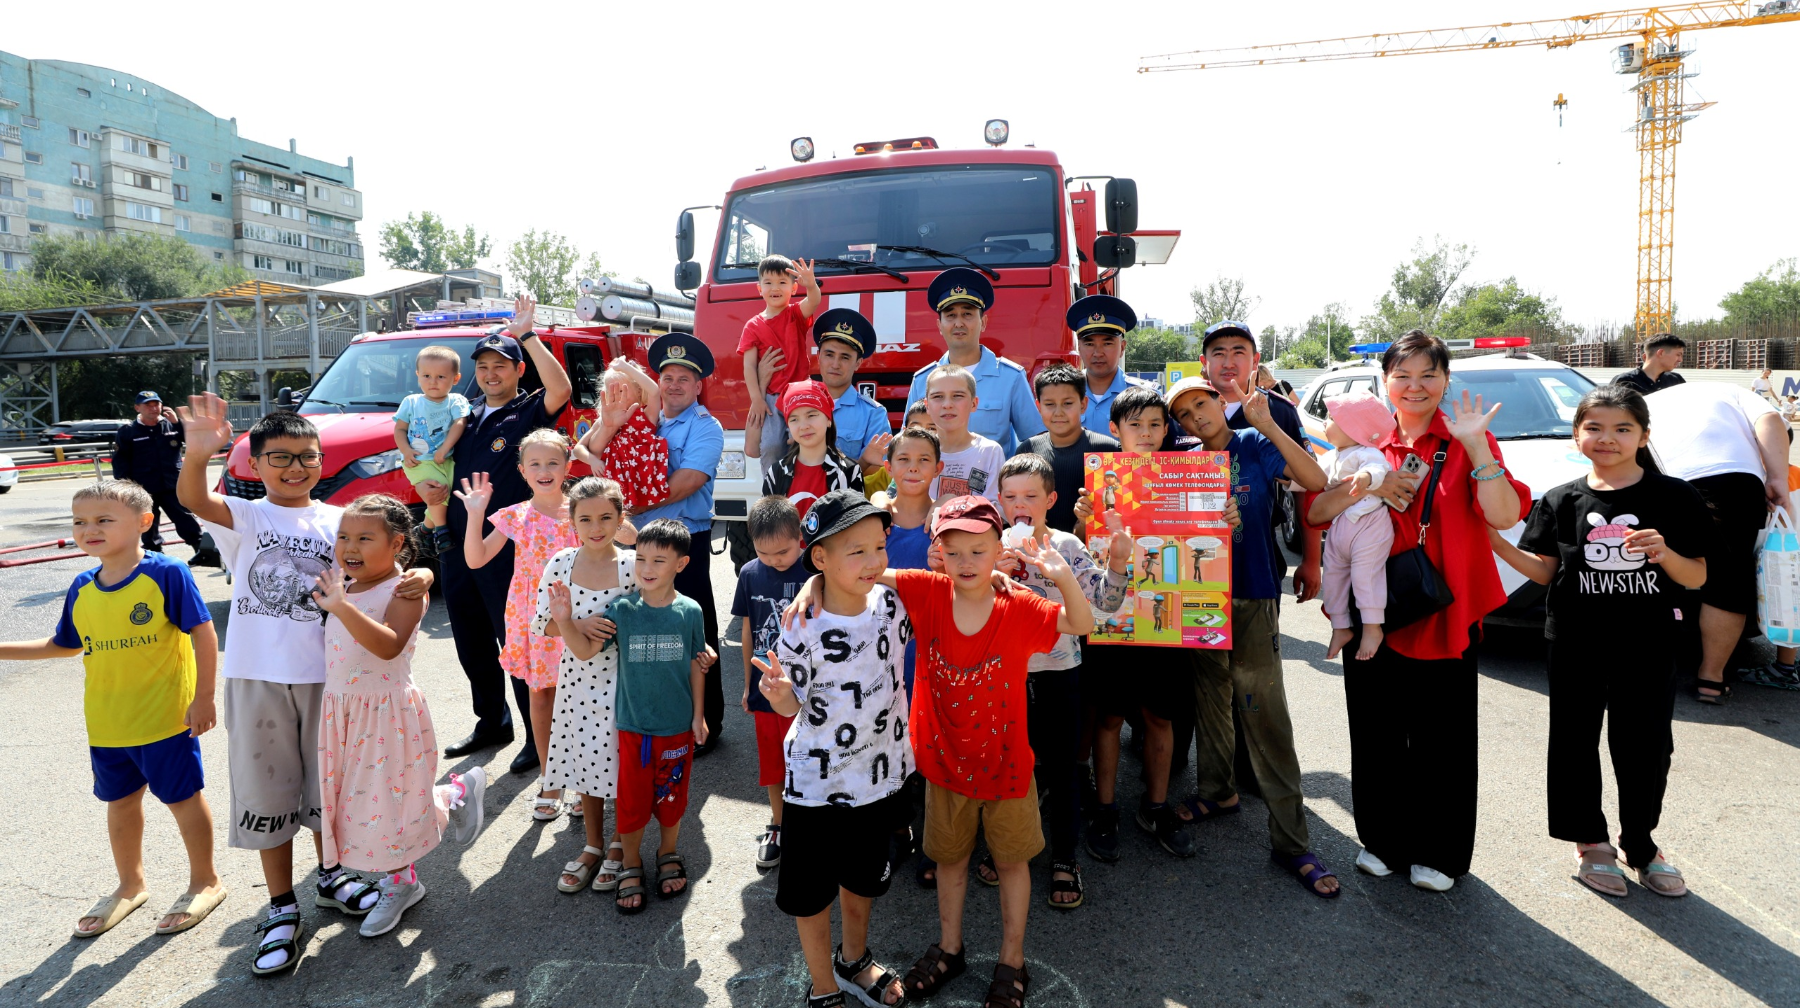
left=143, top=487, right=202, bottom=551
left=439, top=541, right=531, bottom=744
left=1027, top=666, right=1081, bottom=862
left=1547, top=636, right=1676, bottom=868
left=1341, top=626, right=1480, bottom=877
left=673, top=528, right=724, bottom=741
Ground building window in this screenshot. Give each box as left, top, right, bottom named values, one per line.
left=24, top=151, right=42, bottom=164
left=285, top=260, right=305, bottom=274
left=210, top=192, right=223, bottom=203
left=0, top=216, right=8, bottom=233
left=2, top=252, right=14, bottom=271
left=68, top=128, right=91, bottom=147
left=29, top=223, right=47, bottom=234
left=71, top=162, right=91, bottom=183
left=278, top=203, right=304, bottom=221
left=128, top=171, right=162, bottom=191
left=173, top=153, right=189, bottom=170
left=213, top=251, right=224, bottom=260
left=314, top=185, right=326, bottom=198
left=253, top=254, right=274, bottom=270
left=27, top=188, right=45, bottom=200
left=173, top=184, right=188, bottom=201
left=124, top=201, right=162, bottom=223
left=72, top=196, right=94, bottom=218
left=117, top=136, right=160, bottom=159
left=174, top=214, right=191, bottom=232
left=247, top=196, right=273, bottom=215
left=77, top=87, right=91, bottom=98
left=0, top=178, right=11, bottom=197
left=208, top=161, right=222, bottom=173
left=341, top=193, right=356, bottom=207
left=211, top=221, right=226, bottom=233
left=21, top=116, right=38, bottom=129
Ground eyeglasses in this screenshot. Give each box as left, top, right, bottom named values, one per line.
left=257, top=451, right=324, bottom=468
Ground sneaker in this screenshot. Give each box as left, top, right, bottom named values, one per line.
left=359, top=877, right=426, bottom=937
left=1355, top=848, right=1393, bottom=877
left=1740, top=663, right=1800, bottom=691
left=446, top=766, right=487, bottom=844
left=1085, top=804, right=1121, bottom=863
left=1410, top=865, right=1454, bottom=892
left=186, top=547, right=223, bottom=569
left=1136, top=801, right=1196, bottom=858
left=430, top=525, right=455, bottom=556
left=755, top=824, right=782, bottom=869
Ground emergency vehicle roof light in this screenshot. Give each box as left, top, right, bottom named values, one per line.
left=984, top=119, right=1009, bottom=146
left=790, top=137, right=815, bottom=162
left=1346, top=336, right=1533, bottom=357
left=411, top=308, right=515, bottom=328
left=851, top=136, right=938, bottom=155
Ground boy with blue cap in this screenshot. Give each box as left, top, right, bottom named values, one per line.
left=905, top=268, right=1043, bottom=455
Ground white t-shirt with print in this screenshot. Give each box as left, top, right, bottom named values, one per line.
left=931, top=434, right=1005, bottom=502
left=776, top=585, right=911, bottom=807
left=202, top=495, right=342, bottom=684
left=1014, top=528, right=1128, bottom=672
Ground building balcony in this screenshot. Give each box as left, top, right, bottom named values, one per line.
left=102, top=183, right=174, bottom=208
left=232, top=178, right=279, bottom=198
left=0, top=233, right=33, bottom=253
left=0, top=196, right=25, bottom=217
left=0, top=123, right=20, bottom=142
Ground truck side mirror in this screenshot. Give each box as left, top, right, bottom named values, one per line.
left=1104, top=178, right=1138, bottom=235
left=277, top=386, right=295, bottom=407
left=674, top=260, right=703, bottom=291
left=675, top=211, right=696, bottom=263
left=1093, top=235, right=1137, bottom=269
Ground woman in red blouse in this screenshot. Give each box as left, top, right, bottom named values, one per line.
left=1307, top=331, right=1530, bottom=892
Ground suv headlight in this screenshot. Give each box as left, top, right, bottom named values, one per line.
left=347, top=449, right=405, bottom=479
left=717, top=451, right=746, bottom=480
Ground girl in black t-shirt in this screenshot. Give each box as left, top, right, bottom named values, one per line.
left=1491, top=385, right=1707, bottom=900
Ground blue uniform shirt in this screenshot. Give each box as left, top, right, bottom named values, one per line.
left=637, top=400, right=724, bottom=533
left=1210, top=428, right=1290, bottom=601
left=1080, top=369, right=1159, bottom=436
left=905, top=346, right=1045, bottom=455
left=831, top=384, right=893, bottom=464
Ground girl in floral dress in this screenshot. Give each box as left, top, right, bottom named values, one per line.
left=457, top=429, right=580, bottom=820
left=534, top=477, right=637, bottom=892
left=574, top=357, right=670, bottom=511
left=314, top=495, right=487, bottom=938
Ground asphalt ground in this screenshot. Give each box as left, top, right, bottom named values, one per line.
left=0, top=473, right=1796, bottom=1008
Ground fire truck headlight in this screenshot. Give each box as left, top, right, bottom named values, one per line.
left=790, top=137, right=815, bottom=162
left=983, top=119, right=1009, bottom=146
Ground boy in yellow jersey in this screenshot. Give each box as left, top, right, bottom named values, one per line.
left=0, top=480, right=226, bottom=939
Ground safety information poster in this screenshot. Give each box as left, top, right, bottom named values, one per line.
left=1083, top=451, right=1233, bottom=649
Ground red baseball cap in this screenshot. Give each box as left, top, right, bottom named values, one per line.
left=778, top=379, right=835, bottom=420
left=932, top=495, right=1003, bottom=538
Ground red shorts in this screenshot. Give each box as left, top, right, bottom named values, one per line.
left=616, top=730, right=694, bottom=834
left=752, top=710, right=795, bottom=788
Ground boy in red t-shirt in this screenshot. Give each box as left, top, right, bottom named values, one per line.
left=791, top=494, right=1093, bottom=1005
left=739, top=254, right=822, bottom=475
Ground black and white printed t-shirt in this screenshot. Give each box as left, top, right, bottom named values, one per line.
left=202, top=495, right=342, bottom=684
left=776, top=585, right=912, bottom=807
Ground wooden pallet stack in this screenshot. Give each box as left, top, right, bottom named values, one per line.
left=1560, top=344, right=1606, bottom=368
left=1694, top=340, right=1735, bottom=369
left=1732, top=340, right=1769, bottom=371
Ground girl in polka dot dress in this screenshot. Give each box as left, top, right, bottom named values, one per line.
left=573, top=358, right=670, bottom=512
left=535, top=477, right=638, bottom=893
left=456, top=429, right=579, bottom=821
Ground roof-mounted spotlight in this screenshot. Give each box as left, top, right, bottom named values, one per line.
left=983, top=119, right=1010, bottom=146
left=790, top=136, right=815, bottom=162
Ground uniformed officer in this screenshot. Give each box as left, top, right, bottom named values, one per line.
left=415, top=296, right=573, bottom=772
left=1070, top=295, right=1158, bottom=434
left=587, top=331, right=729, bottom=753
left=112, top=391, right=219, bottom=566
left=811, top=307, right=894, bottom=473
left=904, top=266, right=1044, bottom=454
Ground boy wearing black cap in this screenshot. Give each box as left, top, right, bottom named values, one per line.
left=753, top=489, right=910, bottom=1008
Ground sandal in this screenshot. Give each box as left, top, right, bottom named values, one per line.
left=1693, top=679, right=1731, bottom=704
left=975, top=851, right=1000, bottom=887
left=316, top=870, right=381, bottom=915
left=532, top=778, right=562, bottom=821
left=903, top=943, right=966, bottom=999
left=1176, top=794, right=1242, bottom=824
left=1635, top=854, right=1689, bottom=898
left=834, top=944, right=905, bottom=1007
left=155, top=886, right=228, bottom=934
left=73, top=891, right=147, bottom=938
left=1576, top=843, right=1629, bottom=898
left=915, top=857, right=938, bottom=889
left=250, top=907, right=305, bottom=975
left=614, top=867, right=647, bottom=915
left=566, top=791, right=585, bottom=818
left=593, top=841, right=626, bottom=893
left=656, top=852, right=689, bottom=899
left=1046, top=860, right=1084, bottom=910
left=1272, top=850, right=1341, bottom=899
left=984, top=962, right=1031, bottom=1008
left=806, top=989, right=849, bottom=1008
left=559, top=845, right=604, bottom=893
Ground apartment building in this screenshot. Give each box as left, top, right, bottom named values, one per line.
left=0, top=53, right=363, bottom=287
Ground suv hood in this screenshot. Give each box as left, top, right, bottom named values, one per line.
left=226, top=411, right=398, bottom=479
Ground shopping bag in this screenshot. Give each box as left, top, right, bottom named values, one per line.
left=1757, top=507, right=1800, bottom=647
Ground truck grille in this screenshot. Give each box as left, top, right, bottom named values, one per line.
left=223, top=470, right=358, bottom=502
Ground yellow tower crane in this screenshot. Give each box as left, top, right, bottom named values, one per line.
left=1141, top=2, right=1800, bottom=336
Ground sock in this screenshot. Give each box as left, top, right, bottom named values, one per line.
left=1776, top=662, right=1796, bottom=674
left=270, top=889, right=298, bottom=909
left=391, top=863, right=417, bottom=886
left=257, top=894, right=300, bottom=971
left=447, top=774, right=467, bottom=809
left=319, top=863, right=346, bottom=889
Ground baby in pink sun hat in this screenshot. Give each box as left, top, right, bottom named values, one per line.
left=1320, top=389, right=1398, bottom=661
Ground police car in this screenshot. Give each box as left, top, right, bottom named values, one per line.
left=1293, top=337, right=1597, bottom=624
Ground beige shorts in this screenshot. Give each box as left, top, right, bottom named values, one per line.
left=223, top=678, right=324, bottom=850
left=923, top=779, right=1045, bottom=865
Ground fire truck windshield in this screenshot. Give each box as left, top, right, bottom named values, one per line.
left=300, top=336, right=482, bottom=414
left=715, top=165, right=1060, bottom=283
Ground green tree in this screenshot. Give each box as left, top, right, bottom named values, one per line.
left=1122, top=327, right=1194, bottom=371
left=1359, top=236, right=1473, bottom=339
left=1719, top=259, right=1800, bottom=324
left=1438, top=278, right=1568, bottom=341
left=504, top=230, right=608, bottom=307
left=28, top=233, right=244, bottom=302
left=379, top=211, right=491, bottom=273
left=53, top=353, right=202, bottom=421
left=1190, top=276, right=1259, bottom=327
left=1278, top=304, right=1355, bottom=368
left=0, top=272, right=113, bottom=311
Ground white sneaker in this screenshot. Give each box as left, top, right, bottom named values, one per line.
left=1355, top=848, right=1392, bottom=877
left=359, top=878, right=426, bottom=937
left=447, top=766, right=487, bottom=844
left=1410, top=865, right=1454, bottom=891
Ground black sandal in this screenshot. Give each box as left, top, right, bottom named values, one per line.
left=656, top=853, right=689, bottom=899
left=1045, top=860, right=1084, bottom=910
left=315, top=871, right=380, bottom=915
left=984, top=962, right=1031, bottom=1008
left=976, top=851, right=1000, bottom=887
left=249, top=909, right=305, bottom=976
left=614, top=867, right=647, bottom=915
left=834, top=945, right=904, bottom=1007
left=903, top=943, right=966, bottom=999
left=915, top=856, right=937, bottom=889
left=806, top=989, right=848, bottom=1008
left=1694, top=680, right=1731, bottom=704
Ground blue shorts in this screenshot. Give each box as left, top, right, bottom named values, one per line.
left=91, top=731, right=205, bottom=804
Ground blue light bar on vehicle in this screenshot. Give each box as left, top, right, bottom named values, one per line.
left=411, top=308, right=516, bottom=328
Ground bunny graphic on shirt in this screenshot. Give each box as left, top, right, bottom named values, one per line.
left=1584, top=512, right=1647, bottom=572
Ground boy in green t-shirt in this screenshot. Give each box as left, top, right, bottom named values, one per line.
left=0, top=480, right=226, bottom=939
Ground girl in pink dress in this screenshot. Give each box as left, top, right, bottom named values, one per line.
left=314, top=495, right=487, bottom=938
left=457, top=429, right=580, bottom=820
left=574, top=358, right=670, bottom=511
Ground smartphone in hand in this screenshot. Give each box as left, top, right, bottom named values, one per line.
left=1387, top=452, right=1430, bottom=511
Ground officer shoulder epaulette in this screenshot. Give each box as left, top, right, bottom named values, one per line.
left=911, top=360, right=941, bottom=379
left=994, top=355, right=1027, bottom=373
